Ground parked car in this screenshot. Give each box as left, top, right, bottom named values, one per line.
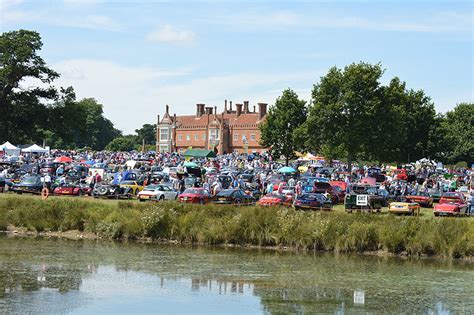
left=344, top=184, right=384, bottom=213
left=53, top=183, right=92, bottom=196
left=137, top=184, right=178, bottom=202
left=457, top=186, right=471, bottom=199
left=427, top=188, right=442, bottom=203
left=119, top=180, right=144, bottom=195
left=388, top=202, right=420, bottom=216
left=393, top=169, right=408, bottom=181
left=258, top=193, right=293, bottom=207
left=11, top=175, right=44, bottom=194
left=178, top=188, right=212, bottom=204
left=92, top=184, right=133, bottom=199
left=294, top=193, right=332, bottom=210
left=433, top=192, right=468, bottom=217
left=211, top=189, right=255, bottom=205
left=404, top=191, right=434, bottom=207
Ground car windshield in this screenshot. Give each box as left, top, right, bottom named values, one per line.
left=121, top=181, right=136, bottom=185
left=22, top=177, right=39, bottom=184
left=299, top=194, right=324, bottom=201
left=143, top=186, right=157, bottom=191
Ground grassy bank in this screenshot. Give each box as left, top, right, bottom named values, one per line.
left=0, top=194, right=473, bottom=258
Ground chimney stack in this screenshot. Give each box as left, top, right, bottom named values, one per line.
left=253, top=105, right=256, bottom=113
left=214, top=106, right=217, bottom=117
left=224, top=100, right=228, bottom=113
left=196, top=104, right=205, bottom=117
left=229, top=101, right=233, bottom=111
left=243, top=101, right=249, bottom=113
left=258, top=103, right=267, bottom=120
left=236, top=103, right=243, bottom=117
left=165, top=104, right=169, bottom=115
left=205, top=106, right=213, bottom=115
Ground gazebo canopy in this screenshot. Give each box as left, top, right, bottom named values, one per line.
left=22, top=144, right=48, bottom=153
left=183, top=149, right=216, bottom=158
left=0, top=141, right=19, bottom=151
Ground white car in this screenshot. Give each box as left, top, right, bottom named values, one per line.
left=457, top=186, right=471, bottom=199
left=137, top=184, right=178, bottom=202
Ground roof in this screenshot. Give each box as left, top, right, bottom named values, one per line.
left=183, top=149, right=216, bottom=158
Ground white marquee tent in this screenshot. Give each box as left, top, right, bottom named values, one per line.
left=21, top=144, right=49, bottom=153
left=0, top=141, right=21, bottom=156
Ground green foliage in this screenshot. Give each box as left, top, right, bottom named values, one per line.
left=259, top=88, right=307, bottom=165
left=135, top=124, right=157, bottom=145
left=1, top=195, right=473, bottom=258
left=441, top=103, right=474, bottom=166
left=0, top=29, right=59, bottom=143
left=105, top=135, right=139, bottom=152
left=0, top=29, right=121, bottom=149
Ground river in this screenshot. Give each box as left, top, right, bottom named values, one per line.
left=0, top=236, right=472, bottom=314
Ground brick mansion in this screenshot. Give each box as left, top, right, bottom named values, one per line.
left=156, top=100, right=268, bottom=154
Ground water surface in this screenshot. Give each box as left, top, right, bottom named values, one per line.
left=0, top=236, right=472, bottom=314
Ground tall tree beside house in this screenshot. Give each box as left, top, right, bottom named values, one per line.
left=305, top=62, right=386, bottom=172
left=441, top=103, right=474, bottom=166
left=259, top=88, right=307, bottom=165
left=0, top=29, right=59, bottom=143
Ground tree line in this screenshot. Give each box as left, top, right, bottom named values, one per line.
left=260, top=63, right=473, bottom=167
left=0, top=29, right=156, bottom=151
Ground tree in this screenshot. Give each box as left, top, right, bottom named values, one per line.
left=305, top=63, right=385, bottom=172
left=0, top=30, right=59, bottom=143
left=105, top=135, right=139, bottom=152
left=442, top=103, right=474, bottom=165
left=259, top=88, right=307, bottom=165
left=135, top=124, right=157, bottom=145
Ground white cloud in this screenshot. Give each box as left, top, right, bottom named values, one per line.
left=0, top=0, right=120, bottom=31
left=212, top=9, right=472, bottom=33
left=146, top=25, right=195, bottom=43
left=21, top=59, right=315, bottom=133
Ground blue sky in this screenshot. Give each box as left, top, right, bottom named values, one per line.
left=1, top=0, right=472, bottom=134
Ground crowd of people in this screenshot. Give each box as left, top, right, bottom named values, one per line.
left=0, top=150, right=472, bottom=207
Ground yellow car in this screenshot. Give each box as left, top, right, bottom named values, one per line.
left=389, top=202, right=420, bottom=216
left=119, top=180, right=144, bottom=195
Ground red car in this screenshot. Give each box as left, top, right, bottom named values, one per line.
left=53, top=184, right=92, bottom=196
left=330, top=180, right=347, bottom=192
left=405, top=191, right=434, bottom=207
left=178, top=188, right=212, bottom=204
left=258, top=193, right=293, bottom=207
left=434, top=192, right=468, bottom=217
left=393, top=169, right=408, bottom=181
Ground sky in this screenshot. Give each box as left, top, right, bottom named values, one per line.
left=1, top=0, right=472, bottom=134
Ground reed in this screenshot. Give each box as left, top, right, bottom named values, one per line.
left=0, top=195, right=472, bottom=258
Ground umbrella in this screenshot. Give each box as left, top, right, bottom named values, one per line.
left=184, top=162, right=199, bottom=168
left=278, top=166, right=296, bottom=174
left=54, top=156, right=72, bottom=163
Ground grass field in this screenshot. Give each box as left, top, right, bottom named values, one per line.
left=0, top=193, right=472, bottom=258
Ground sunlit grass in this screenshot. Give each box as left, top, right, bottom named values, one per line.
left=0, top=194, right=472, bottom=258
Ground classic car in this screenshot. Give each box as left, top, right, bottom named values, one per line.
left=258, top=193, right=293, bottom=207
left=433, top=192, right=468, bottom=217
left=53, top=183, right=92, bottom=196
left=457, top=186, right=471, bottom=199
left=211, top=189, right=255, bottom=205
left=393, top=169, right=408, bottom=181
left=404, top=191, right=434, bottom=207
left=302, top=181, right=339, bottom=203
left=344, top=184, right=384, bottom=213
left=427, top=188, right=442, bottom=202
left=178, top=188, right=212, bottom=204
left=119, top=180, right=144, bottom=195
left=388, top=202, right=420, bottom=216
left=11, top=175, right=44, bottom=194
left=294, top=193, right=332, bottom=210
left=137, top=184, right=178, bottom=201
left=92, top=184, right=133, bottom=199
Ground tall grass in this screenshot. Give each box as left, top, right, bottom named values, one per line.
left=0, top=195, right=473, bottom=258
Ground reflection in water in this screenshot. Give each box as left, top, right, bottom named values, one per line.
left=0, top=236, right=473, bottom=314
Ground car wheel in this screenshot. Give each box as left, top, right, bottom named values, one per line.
left=159, top=195, right=165, bottom=201
left=199, top=199, right=204, bottom=205
left=78, top=190, right=83, bottom=197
